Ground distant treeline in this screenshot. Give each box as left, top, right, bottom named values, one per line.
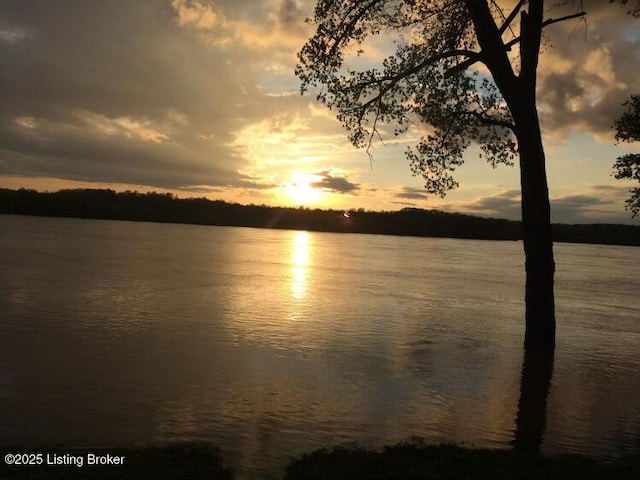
left=1, top=188, right=638, bottom=246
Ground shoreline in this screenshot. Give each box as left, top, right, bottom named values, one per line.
left=1, top=187, right=639, bottom=247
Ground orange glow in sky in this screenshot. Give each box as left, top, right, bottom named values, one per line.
left=283, top=172, right=323, bottom=206
left=0, top=1, right=639, bottom=224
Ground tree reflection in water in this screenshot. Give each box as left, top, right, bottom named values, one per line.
left=512, top=349, right=555, bottom=454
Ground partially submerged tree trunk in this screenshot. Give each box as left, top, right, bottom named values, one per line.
left=297, top=1, right=583, bottom=353
left=467, top=1, right=556, bottom=351
left=512, top=6, right=556, bottom=352
left=515, top=109, right=556, bottom=351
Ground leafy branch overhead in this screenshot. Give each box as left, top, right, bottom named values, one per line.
left=296, top=1, right=585, bottom=197
left=611, top=0, right=640, bottom=18
left=613, top=94, right=640, bottom=217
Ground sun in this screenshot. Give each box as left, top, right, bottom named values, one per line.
left=284, top=172, right=322, bottom=205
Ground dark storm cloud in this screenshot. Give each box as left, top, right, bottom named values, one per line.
left=310, top=170, right=360, bottom=193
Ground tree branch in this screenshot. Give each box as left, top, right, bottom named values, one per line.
left=358, top=49, right=482, bottom=111
left=464, top=0, right=517, bottom=102
left=445, top=8, right=586, bottom=80
left=541, top=11, right=586, bottom=28
left=327, top=0, right=384, bottom=63
left=462, top=110, right=516, bottom=131
left=498, top=0, right=528, bottom=35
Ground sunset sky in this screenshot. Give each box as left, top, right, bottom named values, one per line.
left=1, top=0, right=639, bottom=224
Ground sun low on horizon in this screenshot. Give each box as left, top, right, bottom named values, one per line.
left=281, top=171, right=324, bottom=206
left=0, top=0, right=639, bottom=224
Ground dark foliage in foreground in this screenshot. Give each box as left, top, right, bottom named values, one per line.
left=2, top=441, right=637, bottom=480
left=1, top=187, right=638, bottom=246
left=0, top=443, right=233, bottom=480
left=285, top=442, right=639, bottom=480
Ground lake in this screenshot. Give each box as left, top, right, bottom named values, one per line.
left=0, top=214, right=638, bottom=478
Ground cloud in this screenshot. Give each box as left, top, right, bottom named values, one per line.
left=0, top=0, right=638, bottom=223
left=0, top=26, right=27, bottom=43
left=170, top=0, right=309, bottom=50
left=391, top=200, right=419, bottom=207
left=171, top=0, right=225, bottom=31
left=311, top=170, right=360, bottom=193
left=0, top=0, right=321, bottom=195
left=460, top=189, right=522, bottom=220
left=394, top=186, right=430, bottom=200
left=537, top=1, right=640, bottom=141
left=72, top=110, right=171, bottom=144
left=451, top=186, right=637, bottom=224
left=278, top=0, right=303, bottom=26
left=549, top=187, right=628, bottom=224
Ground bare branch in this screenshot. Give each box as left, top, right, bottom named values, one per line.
left=445, top=9, right=586, bottom=79
left=498, top=0, right=528, bottom=35
left=541, top=11, right=586, bottom=29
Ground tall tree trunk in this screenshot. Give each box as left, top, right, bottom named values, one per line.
left=459, top=1, right=556, bottom=351
left=514, top=105, right=556, bottom=352
left=510, top=2, right=556, bottom=352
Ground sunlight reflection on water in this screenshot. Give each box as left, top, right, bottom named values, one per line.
left=290, top=230, right=309, bottom=301
left=0, top=215, right=639, bottom=479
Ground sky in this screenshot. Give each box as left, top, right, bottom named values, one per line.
left=1, top=0, right=639, bottom=224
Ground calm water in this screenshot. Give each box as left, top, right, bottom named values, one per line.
left=0, top=214, right=639, bottom=478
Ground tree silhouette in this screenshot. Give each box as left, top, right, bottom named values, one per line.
left=613, top=96, right=640, bottom=219
left=610, top=3, right=640, bottom=218
left=611, top=0, right=640, bottom=18
left=296, top=1, right=588, bottom=351
left=2, top=188, right=638, bottom=245
left=511, top=349, right=554, bottom=454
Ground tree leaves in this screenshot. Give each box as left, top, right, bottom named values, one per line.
left=296, top=0, right=518, bottom=197
left=614, top=94, right=640, bottom=143
left=613, top=94, right=640, bottom=217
